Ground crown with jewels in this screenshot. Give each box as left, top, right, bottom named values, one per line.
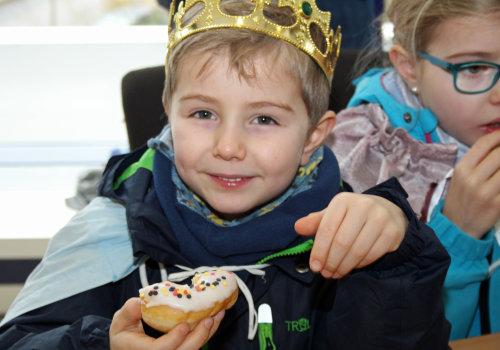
left=167, top=0, right=341, bottom=85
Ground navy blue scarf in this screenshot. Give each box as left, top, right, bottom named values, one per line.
left=153, top=146, right=341, bottom=266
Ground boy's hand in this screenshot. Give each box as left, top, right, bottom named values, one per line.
left=295, top=193, right=407, bottom=279
left=110, top=298, right=224, bottom=350
left=443, top=130, right=500, bottom=239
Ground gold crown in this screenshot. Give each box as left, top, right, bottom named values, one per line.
left=167, top=0, right=341, bottom=85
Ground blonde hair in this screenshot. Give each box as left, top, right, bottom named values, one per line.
left=354, top=0, right=500, bottom=75
left=386, top=0, right=500, bottom=59
left=163, top=0, right=330, bottom=126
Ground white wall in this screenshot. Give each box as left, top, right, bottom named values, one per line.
left=0, top=26, right=167, bottom=146
left=0, top=26, right=168, bottom=238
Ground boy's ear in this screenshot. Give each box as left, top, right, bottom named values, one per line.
left=389, top=45, right=418, bottom=89
left=300, top=110, right=336, bottom=165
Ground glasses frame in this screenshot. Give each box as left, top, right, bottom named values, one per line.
left=419, top=52, right=500, bottom=94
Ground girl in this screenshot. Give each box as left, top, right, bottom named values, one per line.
left=328, top=0, right=500, bottom=341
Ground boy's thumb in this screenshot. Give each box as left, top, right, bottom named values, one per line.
left=110, top=298, right=142, bottom=335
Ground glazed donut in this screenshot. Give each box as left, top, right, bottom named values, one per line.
left=139, top=269, right=238, bottom=332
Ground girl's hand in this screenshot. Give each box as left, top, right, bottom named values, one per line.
left=110, top=298, right=224, bottom=350
left=295, top=192, right=407, bottom=279
left=443, top=130, right=500, bottom=239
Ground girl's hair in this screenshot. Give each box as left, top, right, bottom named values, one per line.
left=163, top=0, right=330, bottom=127
left=386, top=0, right=500, bottom=59
left=354, top=0, right=500, bottom=75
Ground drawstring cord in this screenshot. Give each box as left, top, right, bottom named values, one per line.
left=426, top=169, right=453, bottom=223
left=493, top=221, right=500, bottom=275
left=139, top=260, right=149, bottom=288
left=489, top=259, right=500, bottom=276
left=139, top=260, right=270, bottom=340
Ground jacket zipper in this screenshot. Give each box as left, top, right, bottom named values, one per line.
left=256, top=239, right=313, bottom=265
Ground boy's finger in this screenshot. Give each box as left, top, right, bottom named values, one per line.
left=309, top=204, right=346, bottom=273
left=333, top=224, right=381, bottom=277
left=176, top=317, right=215, bottom=350
left=321, top=211, right=366, bottom=276
left=208, top=310, right=225, bottom=339
left=294, top=210, right=325, bottom=236
left=153, top=323, right=190, bottom=350
left=112, top=323, right=189, bottom=350
left=357, top=235, right=393, bottom=269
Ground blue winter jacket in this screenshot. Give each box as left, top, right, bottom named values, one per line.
left=0, top=145, right=451, bottom=349
left=347, top=68, right=500, bottom=340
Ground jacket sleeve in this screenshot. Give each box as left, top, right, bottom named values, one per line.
left=0, top=283, right=120, bottom=350
left=329, top=178, right=451, bottom=349
left=428, top=199, right=494, bottom=340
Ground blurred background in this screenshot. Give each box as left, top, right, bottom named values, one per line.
left=0, top=0, right=168, bottom=26
left=0, top=0, right=169, bottom=318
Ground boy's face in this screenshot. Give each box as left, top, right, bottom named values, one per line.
left=167, top=51, right=326, bottom=220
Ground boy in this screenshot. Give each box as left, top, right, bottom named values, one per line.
left=0, top=0, right=450, bottom=349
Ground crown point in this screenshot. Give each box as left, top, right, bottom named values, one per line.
left=167, top=0, right=341, bottom=86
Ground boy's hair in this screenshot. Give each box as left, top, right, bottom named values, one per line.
left=163, top=0, right=331, bottom=127
left=386, top=0, right=500, bottom=59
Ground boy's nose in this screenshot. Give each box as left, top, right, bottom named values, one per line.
left=212, top=123, right=246, bottom=160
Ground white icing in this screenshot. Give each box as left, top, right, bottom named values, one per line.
left=139, top=270, right=237, bottom=312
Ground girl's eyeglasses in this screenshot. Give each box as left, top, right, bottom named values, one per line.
left=419, top=52, right=500, bottom=94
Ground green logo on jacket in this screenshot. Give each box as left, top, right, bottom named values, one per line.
left=285, top=318, right=310, bottom=332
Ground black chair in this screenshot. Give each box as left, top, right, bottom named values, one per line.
left=122, top=65, right=167, bottom=152
left=121, top=49, right=361, bottom=151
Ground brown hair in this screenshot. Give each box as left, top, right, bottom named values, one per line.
left=163, top=0, right=331, bottom=127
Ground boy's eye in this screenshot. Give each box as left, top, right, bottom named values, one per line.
left=252, top=116, right=277, bottom=125
left=192, top=110, right=215, bottom=120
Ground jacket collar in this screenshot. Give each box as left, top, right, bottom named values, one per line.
left=349, top=68, right=439, bottom=142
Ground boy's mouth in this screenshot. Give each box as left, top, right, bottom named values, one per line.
left=219, top=176, right=242, bottom=182
left=210, top=174, right=252, bottom=188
